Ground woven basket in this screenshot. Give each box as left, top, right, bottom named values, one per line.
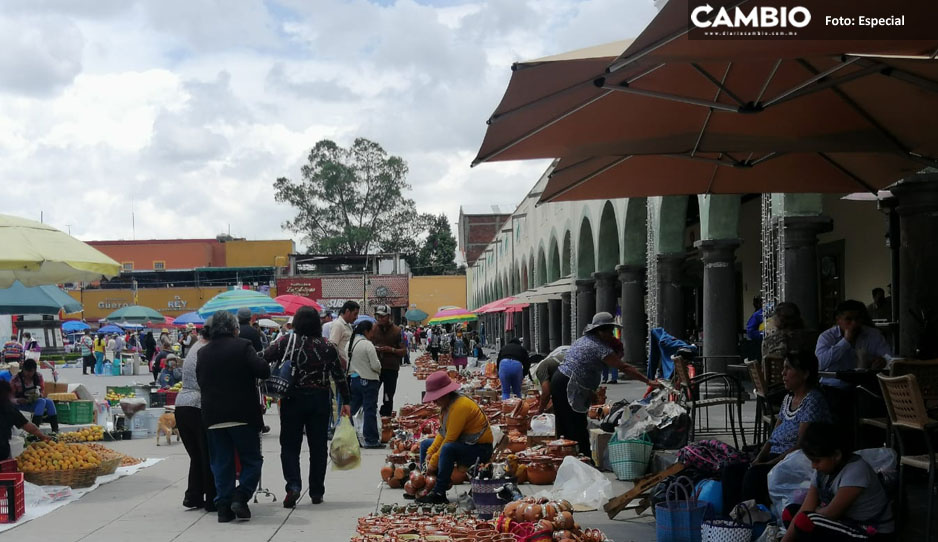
left=23, top=466, right=98, bottom=488
left=96, top=455, right=123, bottom=477
left=609, top=433, right=653, bottom=481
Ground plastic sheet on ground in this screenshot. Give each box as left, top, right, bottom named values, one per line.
left=0, top=458, right=163, bottom=534
left=533, top=455, right=613, bottom=511
left=615, top=389, right=685, bottom=441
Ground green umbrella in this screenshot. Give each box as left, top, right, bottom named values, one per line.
left=0, top=281, right=82, bottom=314
left=104, top=305, right=165, bottom=324
left=404, top=308, right=429, bottom=322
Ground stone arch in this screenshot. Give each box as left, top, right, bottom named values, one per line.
left=561, top=230, right=572, bottom=277
left=577, top=216, right=596, bottom=279
left=548, top=235, right=561, bottom=283
left=697, top=194, right=741, bottom=241
left=654, top=196, right=690, bottom=254
left=536, top=245, right=548, bottom=287
left=502, top=274, right=510, bottom=300
left=622, top=197, right=648, bottom=266
left=597, top=201, right=620, bottom=272
left=521, top=261, right=529, bottom=291
left=528, top=253, right=535, bottom=290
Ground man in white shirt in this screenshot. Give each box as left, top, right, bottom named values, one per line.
left=327, top=301, right=359, bottom=436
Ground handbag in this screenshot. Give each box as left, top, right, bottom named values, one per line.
left=701, top=502, right=753, bottom=542
left=264, top=334, right=296, bottom=399
left=656, top=475, right=707, bottom=542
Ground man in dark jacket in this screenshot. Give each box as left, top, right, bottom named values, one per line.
left=371, top=305, right=405, bottom=417
left=197, top=311, right=270, bottom=523
left=237, top=307, right=263, bottom=352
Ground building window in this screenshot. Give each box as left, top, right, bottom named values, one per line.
left=121, top=262, right=133, bottom=271
left=153, top=261, right=166, bottom=271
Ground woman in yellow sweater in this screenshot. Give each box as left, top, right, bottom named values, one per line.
left=415, top=370, right=493, bottom=504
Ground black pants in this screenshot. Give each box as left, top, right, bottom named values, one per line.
left=723, top=453, right=780, bottom=508
left=379, top=369, right=399, bottom=417
left=175, top=406, right=216, bottom=506
left=82, top=355, right=95, bottom=375
left=430, top=347, right=440, bottom=361
left=280, top=388, right=331, bottom=497
left=550, top=370, right=589, bottom=457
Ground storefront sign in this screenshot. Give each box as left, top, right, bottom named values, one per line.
left=97, top=299, right=130, bottom=310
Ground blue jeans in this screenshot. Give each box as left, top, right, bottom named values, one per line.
left=498, top=359, right=523, bottom=400
left=206, top=425, right=263, bottom=506
left=420, top=439, right=493, bottom=495
left=349, top=377, right=380, bottom=446
left=602, top=367, right=619, bottom=382
left=19, top=398, right=56, bottom=418
left=280, top=388, right=331, bottom=496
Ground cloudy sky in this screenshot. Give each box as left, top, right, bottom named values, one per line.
left=0, top=0, right=657, bottom=249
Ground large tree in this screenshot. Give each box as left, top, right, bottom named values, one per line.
left=274, top=138, right=421, bottom=254
left=413, top=214, right=458, bottom=276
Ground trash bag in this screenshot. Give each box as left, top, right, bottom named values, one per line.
left=856, top=447, right=898, bottom=493
left=329, top=416, right=361, bottom=470
left=534, top=455, right=613, bottom=510
left=766, top=450, right=812, bottom=522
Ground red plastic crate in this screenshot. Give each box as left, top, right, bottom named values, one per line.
left=0, top=472, right=25, bottom=523
left=164, top=391, right=178, bottom=406
left=0, top=459, right=16, bottom=473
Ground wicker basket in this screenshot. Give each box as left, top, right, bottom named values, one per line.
left=608, top=433, right=653, bottom=481
left=23, top=466, right=98, bottom=489
left=96, top=455, right=123, bottom=477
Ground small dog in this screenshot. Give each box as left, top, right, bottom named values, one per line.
left=156, top=410, right=180, bottom=446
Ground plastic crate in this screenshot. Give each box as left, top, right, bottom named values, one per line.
left=149, top=393, right=166, bottom=408
left=0, top=460, right=16, bottom=473
left=164, top=391, right=178, bottom=406
left=56, top=400, right=94, bottom=425
left=0, top=472, right=25, bottom=523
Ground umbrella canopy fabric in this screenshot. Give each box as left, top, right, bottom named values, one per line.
left=404, top=308, right=429, bottom=322
left=173, top=311, right=205, bottom=326
left=197, top=289, right=284, bottom=317
left=104, top=305, right=165, bottom=324
left=476, top=297, right=524, bottom=314
left=97, top=324, right=124, bottom=334
left=0, top=214, right=121, bottom=288
left=427, top=308, right=479, bottom=326
left=62, top=320, right=90, bottom=333
left=0, top=281, right=83, bottom=315
left=273, top=295, right=323, bottom=315
left=257, top=318, right=280, bottom=329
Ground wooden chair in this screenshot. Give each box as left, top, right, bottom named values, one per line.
left=878, top=373, right=938, bottom=541
left=672, top=354, right=747, bottom=449
left=746, top=359, right=777, bottom=444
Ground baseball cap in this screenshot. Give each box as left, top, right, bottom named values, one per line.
left=373, top=304, right=390, bottom=316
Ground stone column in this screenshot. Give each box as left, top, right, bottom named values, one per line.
left=512, top=311, right=523, bottom=343
left=656, top=254, right=685, bottom=339
left=528, top=303, right=537, bottom=351
left=617, top=264, right=646, bottom=369
left=560, top=292, right=572, bottom=346
left=780, top=216, right=833, bottom=332
left=593, top=271, right=620, bottom=315
left=892, top=174, right=938, bottom=358
left=548, top=298, right=562, bottom=351
left=695, top=239, right=741, bottom=375
left=521, top=307, right=531, bottom=351
left=575, top=279, right=596, bottom=339
left=536, top=302, right=550, bottom=354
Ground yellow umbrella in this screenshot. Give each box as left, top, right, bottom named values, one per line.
left=0, top=214, right=121, bottom=287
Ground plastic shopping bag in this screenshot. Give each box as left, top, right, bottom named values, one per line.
left=329, top=416, right=361, bottom=470
left=534, top=455, right=613, bottom=510
left=530, top=414, right=555, bottom=435
left=767, top=450, right=813, bottom=522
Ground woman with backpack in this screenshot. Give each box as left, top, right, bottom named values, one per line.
left=450, top=329, right=470, bottom=370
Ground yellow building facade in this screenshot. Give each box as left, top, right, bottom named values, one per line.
left=64, top=286, right=279, bottom=321
left=408, top=276, right=467, bottom=322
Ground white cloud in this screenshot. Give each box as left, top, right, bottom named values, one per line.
left=0, top=0, right=658, bottom=247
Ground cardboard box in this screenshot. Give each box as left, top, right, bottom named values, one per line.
left=589, top=428, right=613, bottom=471
left=43, top=381, right=69, bottom=397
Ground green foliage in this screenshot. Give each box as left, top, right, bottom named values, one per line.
left=274, top=138, right=421, bottom=254
left=413, top=214, right=458, bottom=276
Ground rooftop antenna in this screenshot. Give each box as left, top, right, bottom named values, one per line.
left=131, top=196, right=136, bottom=240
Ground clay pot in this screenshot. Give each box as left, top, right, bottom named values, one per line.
left=506, top=440, right=527, bottom=454
left=526, top=462, right=557, bottom=485
left=450, top=468, right=468, bottom=485
left=546, top=438, right=578, bottom=458
left=380, top=464, right=394, bottom=482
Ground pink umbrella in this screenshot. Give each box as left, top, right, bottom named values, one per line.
left=274, top=295, right=324, bottom=315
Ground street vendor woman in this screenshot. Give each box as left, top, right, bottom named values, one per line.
left=550, top=312, right=655, bottom=458
left=415, top=371, right=493, bottom=504
left=12, top=359, right=58, bottom=433
left=0, top=380, right=51, bottom=458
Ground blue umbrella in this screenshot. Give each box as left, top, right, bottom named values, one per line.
left=173, top=311, right=205, bottom=326
left=0, top=281, right=82, bottom=315
left=198, top=289, right=284, bottom=317
left=62, top=320, right=90, bottom=333
left=97, top=324, right=124, bottom=334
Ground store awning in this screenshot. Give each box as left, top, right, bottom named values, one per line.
left=508, top=277, right=574, bottom=305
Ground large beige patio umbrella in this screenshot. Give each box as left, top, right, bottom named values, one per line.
left=0, top=214, right=121, bottom=287
left=474, top=0, right=938, bottom=176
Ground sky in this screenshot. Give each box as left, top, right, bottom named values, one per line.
left=0, top=0, right=658, bottom=249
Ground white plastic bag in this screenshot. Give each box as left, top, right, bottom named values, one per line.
left=535, top=455, right=613, bottom=510
left=857, top=447, right=898, bottom=492
left=767, top=450, right=813, bottom=522
left=530, top=414, right=555, bottom=435
left=615, top=393, right=685, bottom=441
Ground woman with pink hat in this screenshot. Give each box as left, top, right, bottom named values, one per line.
left=414, top=370, right=493, bottom=504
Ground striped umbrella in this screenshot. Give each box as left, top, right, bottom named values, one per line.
left=427, top=307, right=478, bottom=326
left=198, top=289, right=284, bottom=317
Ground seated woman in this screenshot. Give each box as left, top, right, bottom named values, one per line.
left=736, top=349, right=830, bottom=506
left=11, top=359, right=58, bottom=432
left=782, top=423, right=894, bottom=541
left=158, top=355, right=183, bottom=389
left=0, top=380, right=51, bottom=458
left=415, top=371, right=493, bottom=504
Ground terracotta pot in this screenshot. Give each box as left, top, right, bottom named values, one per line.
left=450, top=468, right=468, bottom=485
left=506, top=440, right=527, bottom=453
left=546, top=438, right=578, bottom=458
left=526, top=463, right=557, bottom=485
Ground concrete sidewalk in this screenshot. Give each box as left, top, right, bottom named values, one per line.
left=12, top=357, right=672, bottom=542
